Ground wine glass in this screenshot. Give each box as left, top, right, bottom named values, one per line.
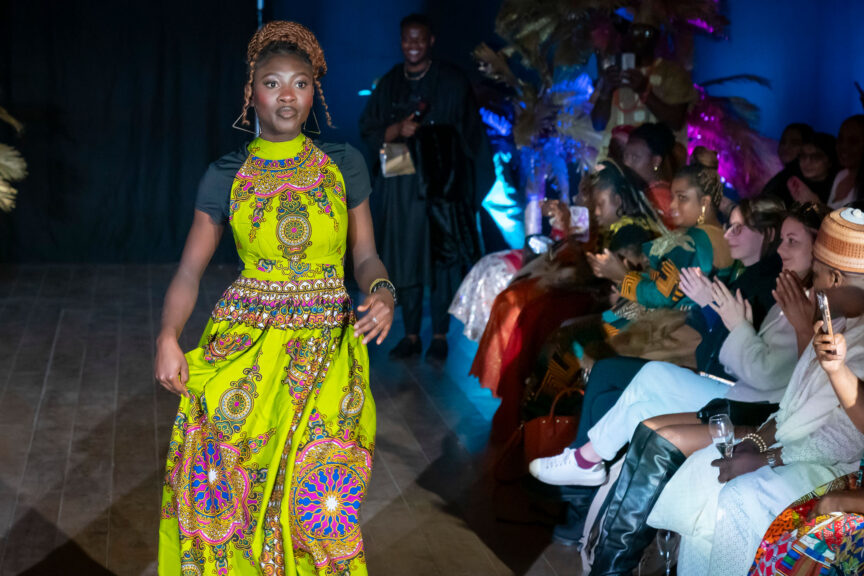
left=708, top=413, right=735, bottom=458
left=657, top=529, right=674, bottom=576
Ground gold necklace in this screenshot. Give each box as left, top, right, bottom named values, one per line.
left=403, top=60, right=432, bottom=81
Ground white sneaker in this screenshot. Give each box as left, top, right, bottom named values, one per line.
left=528, top=448, right=607, bottom=486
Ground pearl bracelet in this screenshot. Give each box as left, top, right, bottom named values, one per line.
left=742, top=433, right=768, bottom=453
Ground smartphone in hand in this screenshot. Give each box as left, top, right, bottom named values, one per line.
left=817, top=291, right=834, bottom=339
left=620, top=52, right=636, bottom=71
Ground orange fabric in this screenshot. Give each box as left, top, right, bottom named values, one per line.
left=646, top=181, right=676, bottom=229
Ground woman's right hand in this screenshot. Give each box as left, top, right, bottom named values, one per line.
left=773, top=271, right=815, bottom=339
left=155, top=335, right=190, bottom=398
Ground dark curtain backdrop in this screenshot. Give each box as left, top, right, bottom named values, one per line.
left=0, top=0, right=257, bottom=262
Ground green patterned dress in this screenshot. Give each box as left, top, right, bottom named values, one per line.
left=158, top=135, right=375, bottom=576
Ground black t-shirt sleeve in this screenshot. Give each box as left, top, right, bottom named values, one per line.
left=194, top=147, right=247, bottom=224
left=318, top=141, right=373, bottom=209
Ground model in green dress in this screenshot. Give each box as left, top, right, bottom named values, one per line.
left=155, top=22, right=394, bottom=576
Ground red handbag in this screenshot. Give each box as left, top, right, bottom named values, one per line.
left=494, top=389, right=579, bottom=483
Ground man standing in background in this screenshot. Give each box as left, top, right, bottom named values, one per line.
left=360, top=13, right=493, bottom=362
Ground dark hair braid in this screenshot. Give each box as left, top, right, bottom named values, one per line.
left=676, top=164, right=724, bottom=211
left=240, top=21, right=333, bottom=128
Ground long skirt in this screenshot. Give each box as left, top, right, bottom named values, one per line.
left=158, top=287, right=375, bottom=576
left=750, top=472, right=864, bottom=576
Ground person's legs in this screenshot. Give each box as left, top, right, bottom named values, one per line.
left=391, top=284, right=423, bottom=358
left=655, top=423, right=712, bottom=457
left=588, top=423, right=687, bottom=576
left=431, top=263, right=462, bottom=335
left=574, top=357, right=650, bottom=446
left=587, top=362, right=727, bottom=461
left=643, top=412, right=701, bottom=431
left=427, top=263, right=463, bottom=360
left=529, top=357, right=648, bottom=485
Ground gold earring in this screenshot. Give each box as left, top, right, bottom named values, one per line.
left=697, top=205, right=706, bottom=225
left=303, top=109, right=321, bottom=135
left=653, top=164, right=660, bottom=173
left=232, top=109, right=257, bottom=135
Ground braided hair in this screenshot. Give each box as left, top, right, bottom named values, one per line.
left=592, top=160, right=645, bottom=218
left=675, top=164, right=724, bottom=213
left=240, top=21, right=333, bottom=128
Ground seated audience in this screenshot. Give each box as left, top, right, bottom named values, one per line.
left=647, top=208, right=864, bottom=576
left=470, top=161, right=657, bottom=439
left=551, top=204, right=824, bottom=574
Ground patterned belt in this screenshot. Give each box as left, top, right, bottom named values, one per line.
left=210, top=275, right=353, bottom=330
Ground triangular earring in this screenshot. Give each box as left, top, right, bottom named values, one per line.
left=303, top=109, right=321, bottom=135
left=232, top=110, right=257, bottom=135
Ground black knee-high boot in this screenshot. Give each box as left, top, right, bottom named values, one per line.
left=588, top=423, right=686, bottom=576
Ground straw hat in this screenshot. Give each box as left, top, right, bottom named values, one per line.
left=814, top=208, right=864, bottom=274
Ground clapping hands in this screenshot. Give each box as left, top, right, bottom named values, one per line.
left=709, top=281, right=752, bottom=332
left=587, top=249, right=629, bottom=283
left=679, top=267, right=714, bottom=308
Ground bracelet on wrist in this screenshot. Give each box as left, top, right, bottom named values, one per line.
left=369, top=278, right=397, bottom=305
left=742, top=433, right=768, bottom=453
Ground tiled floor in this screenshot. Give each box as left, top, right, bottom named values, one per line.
left=0, top=265, right=577, bottom=575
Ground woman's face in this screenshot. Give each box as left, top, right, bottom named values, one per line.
left=837, top=119, right=864, bottom=170
left=777, top=217, right=814, bottom=279
left=798, top=143, right=831, bottom=181
left=593, top=186, right=622, bottom=228
left=724, top=207, right=764, bottom=266
left=623, top=138, right=658, bottom=183
left=777, top=127, right=804, bottom=166
left=668, top=177, right=706, bottom=229
left=252, top=53, right=314, bottom=141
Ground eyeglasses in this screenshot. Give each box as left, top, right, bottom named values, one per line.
left=724, top=223, right=748, bottom=236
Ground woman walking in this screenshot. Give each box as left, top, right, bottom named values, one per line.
left=154, top=22, right=393, bottom=576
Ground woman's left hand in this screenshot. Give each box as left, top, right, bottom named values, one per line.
left=709, top=281, right=752, bottom=332
left=711, top=450, right=768, bottom=483
left=587, top=248, right=629, bottom=283
left=787, top=176, right=821, bottom=205
left=354, top=290, right=394, bottom=345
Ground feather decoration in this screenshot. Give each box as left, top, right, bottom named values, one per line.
left=0, top=144, right=27, bottom=182
left=0, top=108, right=27, bottom=212
left=0, top=106, right=24, bottom=135
left=0, top=180, right=17, bottom=212
left=687, top=83, right=782, bottom=197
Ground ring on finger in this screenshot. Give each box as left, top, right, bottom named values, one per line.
left=372, top=316, right=378, bottom=324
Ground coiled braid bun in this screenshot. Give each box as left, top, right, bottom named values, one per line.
left=240, top=21, right=333, bottom=128
left=675, top=164, right=724, bottom=211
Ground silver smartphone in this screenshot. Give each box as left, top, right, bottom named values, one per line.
left=817, top=291, right=834, bottom=339
left=620, top=52, right=636, bottom=71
